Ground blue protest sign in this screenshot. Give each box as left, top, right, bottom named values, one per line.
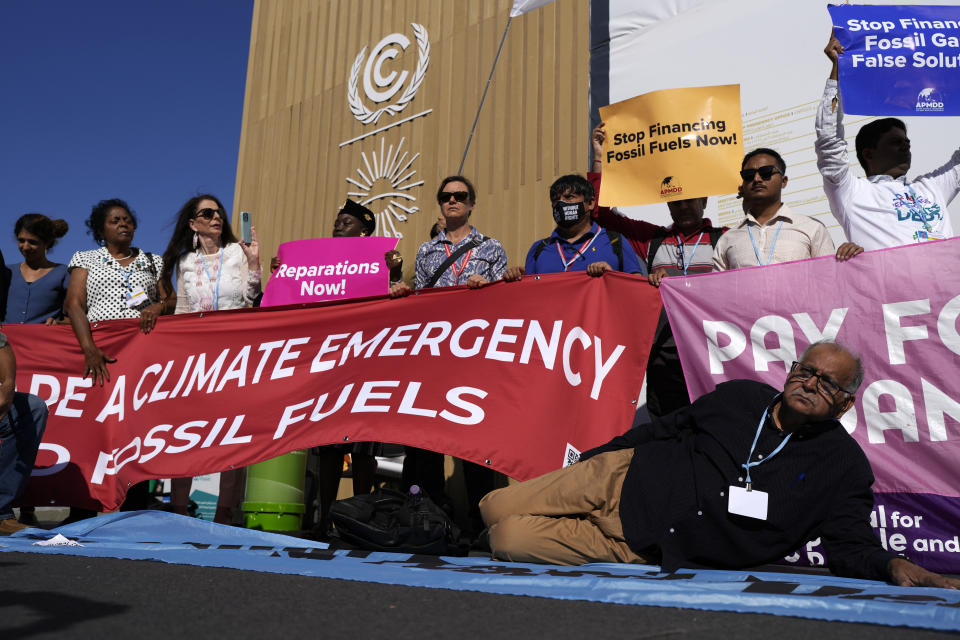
left=828, top=4, right=960, bottom=116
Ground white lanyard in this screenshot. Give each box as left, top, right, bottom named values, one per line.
left=199, top=248, right=223, bottom=310
left=742, top=399, right=793, bottom=490
left=678, top=232, right=704, bottom=275
left=746, top=220, right=783, bottom=266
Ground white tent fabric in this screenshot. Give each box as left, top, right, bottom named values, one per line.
left=598, top=0, right=960, bottom=243
left=510, top=0, right=557, bottom=18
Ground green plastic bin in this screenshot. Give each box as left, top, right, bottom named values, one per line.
left=242, top=450, right=308, bottom=531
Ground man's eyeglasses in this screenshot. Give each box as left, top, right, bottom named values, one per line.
left=437, top=191, right=470, bottom=204
left=788, top=361, right=851, bottom=397
left=195, top=208, right=224, bottom=220
left=739, top=165, right=782, bottom=182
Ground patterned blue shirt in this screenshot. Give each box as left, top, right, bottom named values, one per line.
left=414, top=226, right=508, bottom=289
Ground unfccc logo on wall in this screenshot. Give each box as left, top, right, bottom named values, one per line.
left=348, top=23, right=429, bottom=124
left=341, top=23, right=432, bottom=238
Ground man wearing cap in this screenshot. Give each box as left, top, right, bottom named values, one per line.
left=480, top=341, right=960, bottom=589
left=0, top=332, right=49, bottom=534
left=816, top=34, right=958, bottom=250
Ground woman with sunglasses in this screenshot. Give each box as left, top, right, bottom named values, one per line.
left=390, top=175, right=507, bottom=540
left=391, top=175, right=507, bottom=295
left=4, top=214, right=70, bottom=325
left=159, top=194, right=261, bottom=524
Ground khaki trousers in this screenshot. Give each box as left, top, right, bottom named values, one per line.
left=479, top=448, right=645, bottom=565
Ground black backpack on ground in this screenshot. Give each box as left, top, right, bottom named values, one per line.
left=329, top=488, right=461, bottom=555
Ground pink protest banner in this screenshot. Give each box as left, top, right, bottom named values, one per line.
left=660, top=238, right=960, bottom=572
left=260, top=237, right=399, bottom=306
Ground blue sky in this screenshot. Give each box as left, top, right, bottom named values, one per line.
left=0, top=0, right=254, bottom=266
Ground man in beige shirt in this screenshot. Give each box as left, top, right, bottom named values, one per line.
left=713, top=148, right=862, bottom=271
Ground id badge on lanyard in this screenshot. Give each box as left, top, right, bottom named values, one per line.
left=125, top=286, right=148, bottom=308
left=120, top=263, right=148, bottom=308
left=728, top=400, right=792, bottom=521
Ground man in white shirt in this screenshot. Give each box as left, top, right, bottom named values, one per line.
left=815, top=34, right=959, bottom=251
left=713, top=148, right=861, bottom=271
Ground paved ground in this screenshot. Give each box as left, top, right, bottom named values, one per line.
left=5, top=507, right=959, bottom=638
left=2, top=550, right=957, bottom=640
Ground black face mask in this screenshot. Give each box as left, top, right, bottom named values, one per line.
left=553, top=200, right=586, bottom=228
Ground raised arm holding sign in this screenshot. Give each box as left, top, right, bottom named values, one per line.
left=596, top=85, right=743, bottom=207
left=827, top=4, right=960, bottom=116
left=816, top=31, right=959, bottom=251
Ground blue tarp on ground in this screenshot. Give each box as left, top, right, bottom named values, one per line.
left=3, top=511, right=959, bottom=631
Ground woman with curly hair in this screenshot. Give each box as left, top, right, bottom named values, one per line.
left=64, top=199, right=170, bottom=385
left=63, top=198, right=171, bottom=521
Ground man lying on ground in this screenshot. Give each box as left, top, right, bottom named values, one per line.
left=480, top=340, right=959, bottom=588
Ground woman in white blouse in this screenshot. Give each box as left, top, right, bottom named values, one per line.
left=159, top=194, right=261, bottom=524
left=160, top=194, right=261, bottom=314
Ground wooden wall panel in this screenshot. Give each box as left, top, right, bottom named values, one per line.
left=233, top=0, right=591, bottom=282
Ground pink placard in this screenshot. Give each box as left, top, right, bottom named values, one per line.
left=260, top=237, right=399, bottom=306
left=660, top=238, right=960, bottom=498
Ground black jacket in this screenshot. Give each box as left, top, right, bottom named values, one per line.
left=581, top=379, right=895, bottom=580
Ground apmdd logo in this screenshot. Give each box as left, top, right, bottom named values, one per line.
left=916, top=87, right=945, bottom=113
left=660, top=176, right=683, bottom=197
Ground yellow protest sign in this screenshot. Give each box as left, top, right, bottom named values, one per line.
left=598, top=85, right=743, bottom=206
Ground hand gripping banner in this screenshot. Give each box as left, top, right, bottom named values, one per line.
left=8, top=272, right=661, bottom=511
left=661, top=238, right=960, bottom=572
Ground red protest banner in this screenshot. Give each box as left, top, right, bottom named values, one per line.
left=8, top=272, right=661, bottom=511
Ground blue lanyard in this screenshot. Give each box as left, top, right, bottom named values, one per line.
left=742, top=399, right=793, bottom=489
left=678, top=232, right=704, bottom=276
left=746, top=220, right=783, bottom=266
left=199, top=248, right=223, bottom=311
left=115, top=255, right=138, bottom=290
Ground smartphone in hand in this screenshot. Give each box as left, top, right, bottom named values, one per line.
left=241, top=211, right=253, bottom=244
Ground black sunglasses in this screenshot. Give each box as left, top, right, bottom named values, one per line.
left=437, top=191, right=470, bottom=204
left=739, top=165, right=781, bottom=182
left=195, top=207, right=224, bottom=220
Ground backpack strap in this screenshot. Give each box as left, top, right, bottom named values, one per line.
left=530, top=238, right=552, bottom=269
left=605, top=228, right=624, bottom=272
left=143, top=251, right=158, bottom=279
left=645, top=227, right=672, bottom=274
left=707, top=226, right=723, bottom=248
left=425, top=235, right=488, bottom=288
